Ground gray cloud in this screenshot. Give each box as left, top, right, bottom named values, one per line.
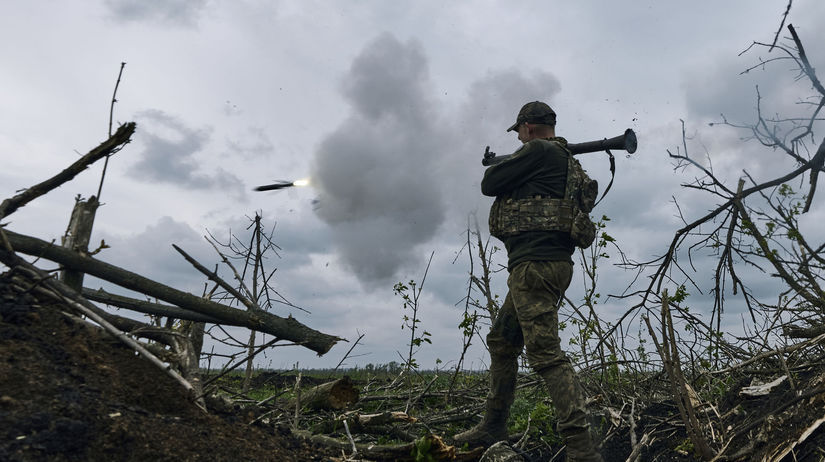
left=310, top=33, right=567, bottom=287
left=225, top=126, right=274, bottom=160
left=90, top=216, right=212, bottom=294
left=462, top=69, right=562, bottom=131
left=132, top=109, right=244, bottom=194
left=440, top=69, right=564, bottom=220
left=104, top=0, right=207, bottom=27
left=311, top=33, right=446, bottom=286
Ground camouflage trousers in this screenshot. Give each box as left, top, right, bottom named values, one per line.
left=488, top=260, right=597, bottom=458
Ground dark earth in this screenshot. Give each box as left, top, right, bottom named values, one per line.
left=0, top=271, right=343, bottom=462
left=4, top=266, right=825, bottom=461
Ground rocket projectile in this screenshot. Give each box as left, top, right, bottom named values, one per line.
left=253, top=178, right=310, bottom=192
left=254, top=181, right=294, bottom=191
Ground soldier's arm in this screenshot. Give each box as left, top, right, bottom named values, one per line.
left=480, top=142, right=540, bottom=197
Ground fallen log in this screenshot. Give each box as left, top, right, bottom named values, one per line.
left=3, top=229, right=342, bottom=355
left=82, top=287, right=223, bottom=324
left=289, top=376, right=359, bottom=411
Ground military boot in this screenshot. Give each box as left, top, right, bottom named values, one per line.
left=536, top=363, right=602, bottom=461
left=563, top=429, right=603, bottom=462
left=454, top=357, right=518, bottom=448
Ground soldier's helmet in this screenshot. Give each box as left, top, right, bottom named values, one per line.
left=507, top=101, right=557, bottom=132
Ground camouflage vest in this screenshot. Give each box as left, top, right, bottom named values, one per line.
left=488, top=139, right=598, bottom=248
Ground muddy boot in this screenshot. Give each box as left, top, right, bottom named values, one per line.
left=454, top=357, right=517, bottom=448
left=536, top=364, right=601, bottom=461
left=563, top=428, right=602, bottom=462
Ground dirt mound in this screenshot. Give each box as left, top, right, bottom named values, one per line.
left=0, top=271, right=340, bottom=462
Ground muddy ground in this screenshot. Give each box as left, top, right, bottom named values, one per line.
left=3, top=267, right=825, bottom=461
left=0, top=273, right=344, bottom=462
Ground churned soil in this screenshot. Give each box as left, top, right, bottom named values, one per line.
left=0, top=272, right=341, bottom=462
left=5, top=266, right=825, bottom=461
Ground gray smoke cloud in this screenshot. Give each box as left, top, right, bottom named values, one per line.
left=439, top=69, right=563, bottom=217
left=311, top=34, right=564, bottom=286
left=311, top=33, right=446, bottom=285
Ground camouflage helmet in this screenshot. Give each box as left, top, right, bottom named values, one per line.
left=506, top=101, right=557, bottom=132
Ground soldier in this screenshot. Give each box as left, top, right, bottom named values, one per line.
left=455, top=101, right=602, bottom=461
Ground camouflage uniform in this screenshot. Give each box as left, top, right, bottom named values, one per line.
left=489, top=261, right=599, bottom=461
left=456, top=102, right=601, bottom=461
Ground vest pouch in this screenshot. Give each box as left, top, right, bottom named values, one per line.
left=570, top=210, right=596, bottom=248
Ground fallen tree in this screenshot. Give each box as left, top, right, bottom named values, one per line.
left=2, top=229, right=341, bottom=356
left=0, top=116, right=343, bottom=417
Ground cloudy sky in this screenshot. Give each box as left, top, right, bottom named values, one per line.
left=2, top=1, right=824, bottom=370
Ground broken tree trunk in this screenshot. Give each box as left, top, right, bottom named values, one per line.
left=3, top=229, right=342, bottom=355
left=289, top=376, right=359, bottom=411
left=60, top=195, right=100, bottom=291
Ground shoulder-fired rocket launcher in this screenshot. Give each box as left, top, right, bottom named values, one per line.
left=482, top=128, right=637, bottom=166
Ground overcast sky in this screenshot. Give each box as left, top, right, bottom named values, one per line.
left=3, top=1, right=824, bottom=370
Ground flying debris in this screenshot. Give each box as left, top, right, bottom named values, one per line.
left=254, top=178, right=310, bottom=192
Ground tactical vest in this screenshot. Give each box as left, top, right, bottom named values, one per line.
left=488, top=140, right=598, bottom=249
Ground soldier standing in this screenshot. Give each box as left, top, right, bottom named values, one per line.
left=455, top=101, right=602, bottom=461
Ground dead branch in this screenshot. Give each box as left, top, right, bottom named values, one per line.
left=97, top=62, right=127, bottom=199
left=644, top=290, right=714, bottom=460
left=712, top=331, right=825, bottom=375
left=81, top=287, right=223, bottom=324
left=3, top=228, right=342, bottom=355
left=172, top=243, right=260, bottom=312
left=0, top=122, right=136, bottom=221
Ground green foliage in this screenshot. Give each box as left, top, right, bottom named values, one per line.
left=394, top=278, right=432, bottom=370
left=671, top=284, right=689, bottom=303
left=675, top=438, right=694, bottom=453
left=458, top=310, right=478, bottom=337
left=510, top=397, right=561, bottom=445
left=410, top=435, right=436, bottom=462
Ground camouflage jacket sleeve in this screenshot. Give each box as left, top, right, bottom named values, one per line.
left=480, top=142, right=542, bottom=197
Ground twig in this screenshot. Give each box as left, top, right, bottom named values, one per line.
left=629, top=398, right=638, bottom=449
left=712, top=330, right=825, bottom=375
left=342, top=419, right=358, bottom=456
left=406, top=373, right=439, bottom=412
left=199, top=338, right=281, bottom=392
left=769, top=1, right=793, bottom=52
left=97, top=61, right=127, bottom=199
left=173, top=243, right=260, bottom=312
left=515, top=414, right=532, bottom=450
left=293, top=372, right=302, bottom=429
left=331, top=331, right=365, bottom=375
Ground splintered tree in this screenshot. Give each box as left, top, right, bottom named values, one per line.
left=201, top=213, right=302, bottom=392
left=608, top=19, right=825, bottom=460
